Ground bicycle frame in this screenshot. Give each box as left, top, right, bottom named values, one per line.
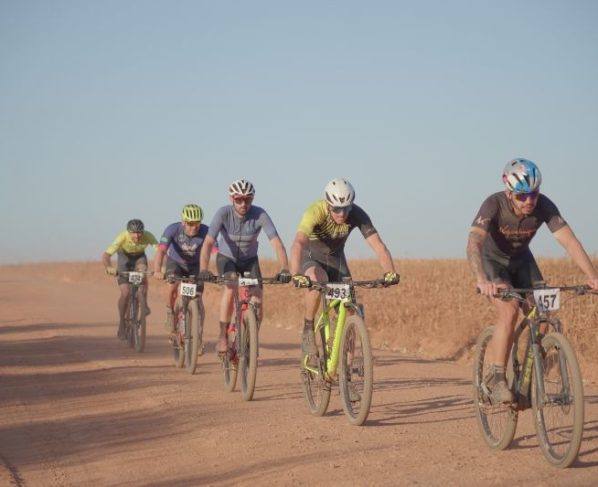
left=307, top=293, right=362, bottom=382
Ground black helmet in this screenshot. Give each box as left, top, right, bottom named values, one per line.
left=127, top=219, right=144, bottom=233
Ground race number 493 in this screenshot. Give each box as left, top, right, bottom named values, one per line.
left=128, top=272, right=144, bottom=285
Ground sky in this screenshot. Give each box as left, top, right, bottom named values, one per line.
left=1, top=1, right=597, bottom=265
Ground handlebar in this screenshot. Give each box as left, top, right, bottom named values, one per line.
left=476, top=284, right=593, bottom=301
left=307, top=279, right=397, bottom=291
left=209, top=275, right=286, bottom=286
left=116, top=271, right=154, bottom=277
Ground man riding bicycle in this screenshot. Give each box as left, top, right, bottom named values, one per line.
left=467, top=158, right=598, bottom=403
left=153, top=204, right=209, bottom=334
left=102, top=219, right=158, bottom=339
left=289, top=178, right=399, bottom=356
left=199, top=179, right=291, bottom=353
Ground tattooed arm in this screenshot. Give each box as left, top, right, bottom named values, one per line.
left=466, top=227, right=497, bottom=296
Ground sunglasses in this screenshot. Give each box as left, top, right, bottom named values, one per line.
left=233, top=196, right=253, bottom=205
left=330, top=205, right=352, bottom=214
left=513, top=190, right=539, bottom=202
left=184, top=221, right=200, bottom=226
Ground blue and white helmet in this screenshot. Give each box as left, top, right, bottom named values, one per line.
left=502, top=158, right=542, bottom=193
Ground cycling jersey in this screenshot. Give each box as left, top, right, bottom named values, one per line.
left=297, top=200, right=377, bottom=258
left=158, top=222, right=209, bottom=266
left=207, top=205, right=279, bottom=263
left=105, top=230, right=158, bottom=256
left=471, top=192, right=567, bottom=259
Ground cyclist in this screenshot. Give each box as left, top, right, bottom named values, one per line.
left=102, top=219, right=158, bottom=339
left=467, top=158, right=598, bottom=403
left=290, top=178, right=400, bottom=356
left=199, top=179, right=291, bottom=353
left=153, top=204, right=209, bottom=334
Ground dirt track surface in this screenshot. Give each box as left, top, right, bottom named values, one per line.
left=1, top=263, right=598, bottom=486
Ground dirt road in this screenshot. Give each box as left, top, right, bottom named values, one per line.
left=1, top=264, right=597, bottom=486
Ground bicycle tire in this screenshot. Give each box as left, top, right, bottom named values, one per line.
left=301, top=317, right=331, bottom=416
left=239, top=307, right=259, bottom=401
left=223, top=321, right=238, bottom=392
left=126, top=292, right=137, bottom=349
left=172, top=299, right=185, bottom=368
left=184, top=300, right=204, bottom=375
left=532, top=332, right=584, bottom=468
left=339, top=314, right=373, bottom=426
left=134, top=287, right=147, bottom=353
left=473, top=325, right=518, bottom=449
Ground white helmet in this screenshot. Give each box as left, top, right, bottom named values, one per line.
left=324, top=178, right=355, bottom=207
left=502, top=158, right=542, bottom=193
left=228, top=179, right=255, bottom=196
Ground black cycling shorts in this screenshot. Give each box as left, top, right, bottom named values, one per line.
left=482, top=250, right=543, bottom=289
left=216, top=254, right=262, bottom=288
left=301, top=250, right=351, bottom=282
left=116, top=251, right=148, bottom=285
left=165, top=256, right=204, bottom=292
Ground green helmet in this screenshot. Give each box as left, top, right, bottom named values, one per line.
left=181, top=204, right=203, bottom=223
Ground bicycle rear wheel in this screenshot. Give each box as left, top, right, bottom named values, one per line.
left=301, top=318, right=331, bottom=416
left=532, top=332, right=584, bottom=468
left=172, top=300, right=185, bottom=368
left=223, top=323, right=238, bottom=392
left=339, top=314, right=373, bottom=426
left=184, top=300, right=204, bottom=375
left=239, top=308, right=259, bottom=401
left=473, top=325, right=518, bottom=449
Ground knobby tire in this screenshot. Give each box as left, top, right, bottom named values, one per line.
left=339, top=314, right=373, bottom=426
left=473, top=325, right=518, bottom=450
left=239, top=308, right=259, bottom=401
left=532, top=332, right=584, bottom=468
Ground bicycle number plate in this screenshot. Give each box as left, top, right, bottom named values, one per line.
left=238, top=277, right=259, bottom=287
left=180, top=282, right=197, bottom=297
left=128, top=272, right=143, bottom=285
left=533, top=288, right=560, bottom=312
left=325, top=283, right=351, bottom=302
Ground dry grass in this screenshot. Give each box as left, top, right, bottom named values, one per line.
left=226, top=258, right=598, bottom=382
left=14, top=259, right=597, bottom=382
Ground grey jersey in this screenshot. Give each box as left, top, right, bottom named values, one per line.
left=207, top=205, right=279, bottom=263
left=471, top=192, right=567, bottom=258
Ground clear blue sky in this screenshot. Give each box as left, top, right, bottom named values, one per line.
left=1, top=1, right=597, bottom=264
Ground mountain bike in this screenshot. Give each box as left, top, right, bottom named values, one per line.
left=299, top=278, right=399, bottom=426
left=210, top=273, right=285, bottom=401
left=117, top=271, right=152, bottom=352
left=168, top=275, right=205, bottom=375
left=473, top=283, right=590, bottom=468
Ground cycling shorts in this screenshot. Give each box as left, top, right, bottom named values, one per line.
left=165, top=256, right=204, bottom=292
left=216, top=254, right=262, bottom=289
left=302, top=251, right=351, bottom=282
left=116, top=251, right=148, bottom=285
left=482, top=251, right=543, bottom=290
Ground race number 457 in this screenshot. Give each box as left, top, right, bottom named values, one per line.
left=533, top=288, right=560, bottom=312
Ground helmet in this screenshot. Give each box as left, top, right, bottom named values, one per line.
left=127, top=219, right=144, bottom=233
left=502, top=158, right=542, bottom=193
left=181, top=204, right=203, bottom=222
left=324, top=178, right=355, bottom=207
left=228, top=179, right=255, bottom=197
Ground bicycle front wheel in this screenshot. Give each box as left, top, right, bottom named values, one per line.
left=532, top=332, right=584, bottom=468
left=127, top=293, right=138, bottom=349
left=301, top=319, right=331, bottom=417
left=239, top=308, right=259, bottom=401
left=184, top=299, right=204, bottom=375
left=172, top=299, right=185, bottom=368
left=473, top=325, right=518, bottom=450
left=339, top=314, right=373, bottom=426
left=134, top=287, right=147, bottom=353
